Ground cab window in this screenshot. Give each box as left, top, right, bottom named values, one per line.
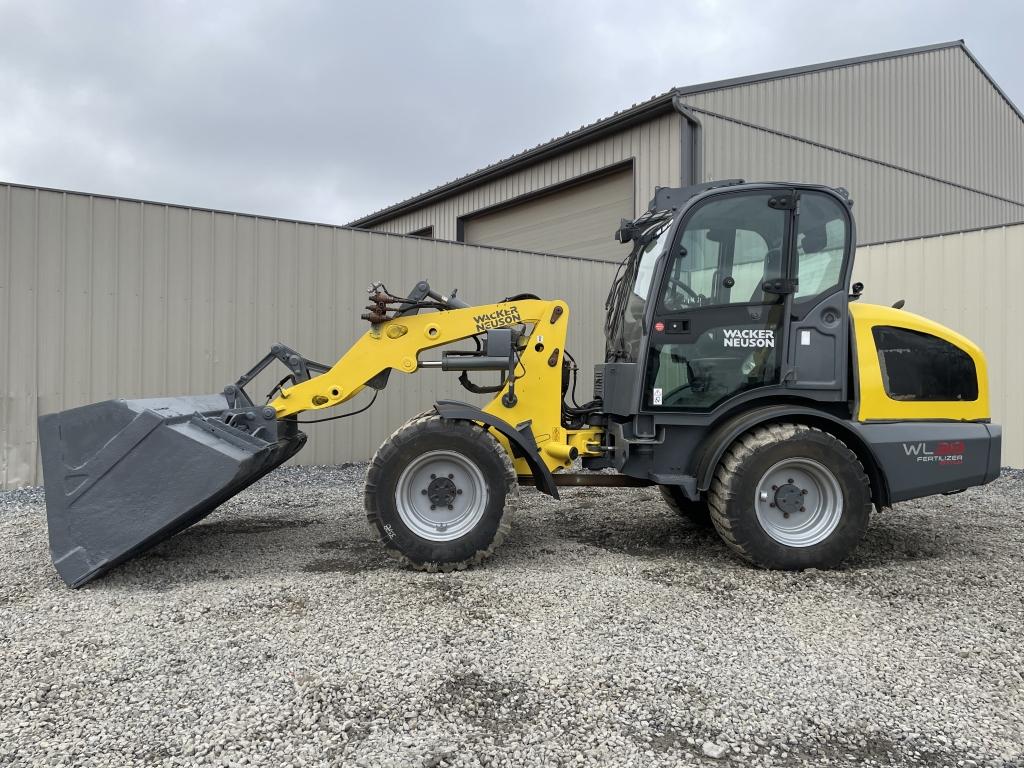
left=660, top=193, right=786, bottom=311
left=795, top=193, right=848, bottom=302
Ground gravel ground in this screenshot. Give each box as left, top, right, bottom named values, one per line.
left=1, top=465, right=1023, bottom=768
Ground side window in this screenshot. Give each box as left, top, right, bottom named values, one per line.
left=675, top=227, right=719, bottom=302
left=661, top=193, right=787, bottom=311
left=795, top=193, right=848, bottom=301
left=731, top=229, right=773, bottom=301
left=872, top=326, right=978, bottom=401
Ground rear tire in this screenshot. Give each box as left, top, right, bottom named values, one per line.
left=658, top=485, right=712, bottom=526
left=707, top=423, right=871, bottom=569
left=365, top=415, right=517, bottom=571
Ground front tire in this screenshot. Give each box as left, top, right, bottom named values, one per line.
left=365, top=415, right=517, bottom=571
left=708, top=423, right=871, bottom=569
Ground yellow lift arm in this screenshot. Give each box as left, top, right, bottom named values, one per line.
left=269, top=298, right=604, bottom=477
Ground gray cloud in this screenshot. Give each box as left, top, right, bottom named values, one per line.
left=1, top=0, right=1021, bottom=224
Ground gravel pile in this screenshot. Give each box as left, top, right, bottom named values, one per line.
left=1, top=465, right=1022, bottom=767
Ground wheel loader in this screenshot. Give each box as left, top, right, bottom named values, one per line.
left=38, top=180, right=1002, bottom=587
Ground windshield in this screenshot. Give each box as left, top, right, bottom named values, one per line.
left=605, top=220, right=673, bottom=362
left=632, top=225, right=672, bottom=301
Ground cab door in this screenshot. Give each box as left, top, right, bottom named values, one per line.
left=643, top=189, right=795, bottom=412
left=784, top=190, right=854, bottom=397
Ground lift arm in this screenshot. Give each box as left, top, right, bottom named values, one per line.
left=268, top=297, right=603, bottom=475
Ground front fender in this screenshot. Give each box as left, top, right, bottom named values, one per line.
left=433, top=400, right=559, bottom=499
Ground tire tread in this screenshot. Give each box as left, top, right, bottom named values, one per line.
left=364, top=414, right=517, bottom=572
left=707, top=422, right=871, bottom=568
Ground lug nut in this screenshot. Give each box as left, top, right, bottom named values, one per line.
left=456, top=489, right=463, bottom=495
left=448, top=473, right=454, bottom=479
left=430, top=473, right=436, bottom=479
left=769, top=502, right=776, bottom=508
left=447, top=505, right=453, bottom=510
left=421, top=490, right=427, bottom=495
left=800, top=506, right=806, bottom=512
left=783, top=512, right=790, bottom=518
left=801, top=489, right=808, bottom=495
left=788, top=478, right=794, bottom=484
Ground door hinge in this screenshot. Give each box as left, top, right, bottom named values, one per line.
left=762, top=277, right=799, bottom=295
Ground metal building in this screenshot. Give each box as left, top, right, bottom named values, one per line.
left=350, top=41, right=1024, bottom=257
left=0, top=183, right=616, bottom=489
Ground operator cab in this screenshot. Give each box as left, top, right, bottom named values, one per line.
left=604, top=181, right=854, bottom=416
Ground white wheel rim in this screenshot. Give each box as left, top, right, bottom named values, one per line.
left=754, top=457, right=844, bottom=547
left=395, top=450, right=488, bottom=541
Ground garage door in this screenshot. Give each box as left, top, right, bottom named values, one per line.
left=461, top=167, right=634, bottom=261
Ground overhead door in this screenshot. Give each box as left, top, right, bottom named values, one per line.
left=461, top=167, right=634, bottom=261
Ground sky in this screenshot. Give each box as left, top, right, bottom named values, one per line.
left=0, top=1, right=1021, bottom=225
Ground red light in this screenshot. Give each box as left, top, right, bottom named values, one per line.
left=654, top=321, right=665, bottom=332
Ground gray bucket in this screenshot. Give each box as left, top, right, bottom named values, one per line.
left=38, top=395, right=306, bottom=587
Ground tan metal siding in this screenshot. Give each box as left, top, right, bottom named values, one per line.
left=0, top=184, right=617, bottom=489
left=683, top=46, right=1024, bottom=206
left=854, top=224, right=1024, bottom=467
left=368, top=112, right=682, bottom=240
left=461, top=166, right=633, bottom=260
left=698, top=113, right=1024, bottom=243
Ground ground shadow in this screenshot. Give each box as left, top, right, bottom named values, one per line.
left=84, top=489, right=974, bottom=591
left=86, top=511, right=389, bottom=591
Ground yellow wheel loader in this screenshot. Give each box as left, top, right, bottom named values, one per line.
left=38, top=181, right=1002, bottom=587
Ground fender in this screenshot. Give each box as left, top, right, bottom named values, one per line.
left=692, top=404, right=891, bottom=507
left=433, top=400, right=560, bottom=499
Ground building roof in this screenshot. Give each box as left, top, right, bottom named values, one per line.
left=348, top=40, right=1019, bottom=228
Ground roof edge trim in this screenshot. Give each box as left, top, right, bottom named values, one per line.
left=957, top=41, right=1024, bottom=125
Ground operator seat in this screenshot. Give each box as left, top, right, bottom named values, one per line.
left=749, top=247, right=785, bottom=304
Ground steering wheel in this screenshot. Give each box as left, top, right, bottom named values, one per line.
left=664, top=274, right=703, bottom=308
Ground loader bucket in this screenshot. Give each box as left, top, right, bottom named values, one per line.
left=38, top=395, right=306, bottom=587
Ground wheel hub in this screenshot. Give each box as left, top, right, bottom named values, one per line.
left=773, top=483, right=805, bottom=514
left=425, top=475, right=458, bottom=508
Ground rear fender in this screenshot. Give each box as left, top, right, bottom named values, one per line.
left=693, top=405, right=891, bottom=508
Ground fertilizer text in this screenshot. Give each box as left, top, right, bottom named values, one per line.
left=902, top=441, right=965, bottom=465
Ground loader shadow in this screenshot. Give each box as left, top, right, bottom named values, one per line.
left=847, top=517, right=963, bottom=566
left=302, top=538, right=390, bottom=574
left=102, top=496, right=966, bottom=590
left=514, top=490, right=966, bottom=571
left=108, top=513, right=390, bottom=588
left=512, top=489, right=729, bottom=563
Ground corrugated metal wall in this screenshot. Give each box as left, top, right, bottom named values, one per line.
left=854, top=224, right=1024, bottom=467
left=368, top=112, right=682, bottom=237
left=0, top=184, right=617, bottom=489
left=682, top=45, right=1024, bottom=206
left=696, top=112, right=1024, bottom=244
